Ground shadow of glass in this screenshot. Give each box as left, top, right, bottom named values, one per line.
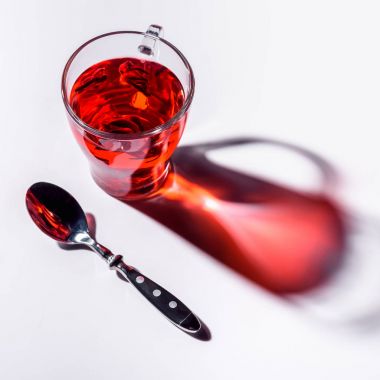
left=127, top=138, right=347, bottom=294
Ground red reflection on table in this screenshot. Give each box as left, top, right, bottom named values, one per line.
left=129, top=141, right=345, bottom=293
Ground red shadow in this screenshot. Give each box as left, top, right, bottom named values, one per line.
left=127, top=138, right=346, bottom=294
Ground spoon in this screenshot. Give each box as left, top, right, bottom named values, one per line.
left=25, top=182, right=201, bottom=333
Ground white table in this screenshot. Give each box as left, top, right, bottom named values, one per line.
left=1, top=1, right=380, bottom=379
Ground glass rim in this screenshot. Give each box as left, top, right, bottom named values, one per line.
left=61, top=30, right=195, bottom=141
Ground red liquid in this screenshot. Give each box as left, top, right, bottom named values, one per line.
left=70, top=57, right=184, bottom=134
left=68, top=58, right=187, bottom=199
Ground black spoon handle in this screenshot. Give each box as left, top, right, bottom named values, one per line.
left=111, top=257, right=200, bottom=333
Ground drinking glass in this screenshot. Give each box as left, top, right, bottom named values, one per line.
left=62, top=25, right=194, bottom=200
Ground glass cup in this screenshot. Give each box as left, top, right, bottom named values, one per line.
left=62, top=25, right=194, bottom=200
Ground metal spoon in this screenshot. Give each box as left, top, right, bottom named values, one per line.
left=25, top=182, right=201, bottom=333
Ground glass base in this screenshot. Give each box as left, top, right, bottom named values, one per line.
left=92, top=161, right=172, bottom=202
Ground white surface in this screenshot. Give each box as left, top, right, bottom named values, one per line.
left=1, top=1, right=380, bottom=379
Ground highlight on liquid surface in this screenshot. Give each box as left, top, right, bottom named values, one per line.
left=69, top=57, right=184, bottom=134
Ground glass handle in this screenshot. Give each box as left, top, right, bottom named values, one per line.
left=138, top=24, right=164, bottom=56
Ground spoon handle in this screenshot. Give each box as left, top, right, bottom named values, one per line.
left=112, top=258, right=201, bottom=333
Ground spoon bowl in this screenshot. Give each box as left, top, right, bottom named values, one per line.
left=26, top=182, right=89, bottom=243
